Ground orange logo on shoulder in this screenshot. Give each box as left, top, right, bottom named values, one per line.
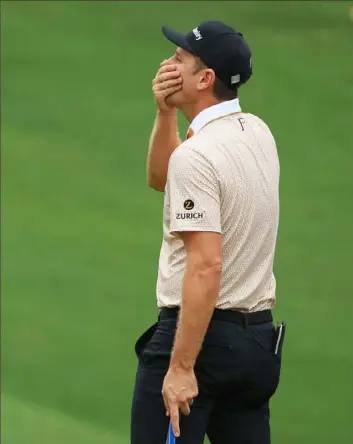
left=186, top=129, right=194, bottom=139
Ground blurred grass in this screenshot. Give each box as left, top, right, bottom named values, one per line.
left=2, top=393, right=121, bottom=444
left=2, top=1, right=353, bottom=443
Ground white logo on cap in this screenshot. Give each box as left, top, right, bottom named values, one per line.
left=193, top=27, right=202, bottom=41
left=231, top=74, right=240, bottom=85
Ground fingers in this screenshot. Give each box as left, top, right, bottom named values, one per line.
left=152, top=69, right=182, bottom=94
left=169, top=404, right=180, bottom=438
left=152, top=63, right=182, bottom=112
left=162, top=392, right=195, bottom=439
left=153, top=77, right=182, bottom=91
left=154, top=65, right=180, bottom=82
left=159, top=71, right=181, bottom=82
left=162, top=387, right=181, bottom=437
left=158, top=63, right=177, bottom=73
left=162, top=389, right=169, bottom=416
left=180, top=400, right=190, bottom=416
left=153, top=85, right=182, bottom=99
left=169, top=395, right=194, bottom=436
left=152, top=74, right=182, bottom=87
left=152, top=69, right=181, bottom=86
left=163, top=85, right=182, bottom=97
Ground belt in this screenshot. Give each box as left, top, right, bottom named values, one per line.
left=159, top=307, right=273, bottom=326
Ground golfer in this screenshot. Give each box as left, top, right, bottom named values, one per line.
left=131, top=20, right=285, bottom=444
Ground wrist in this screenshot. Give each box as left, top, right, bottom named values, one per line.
left=157, top=108, right=177, bottom=118
left=170, top=353, right=195, bottom=371
left=169, top=363, right=194, bottom=373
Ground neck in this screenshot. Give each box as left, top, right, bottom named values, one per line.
left=181, top=96, right=221, bottom=124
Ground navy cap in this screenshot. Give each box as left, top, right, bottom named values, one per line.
left=162, top=21, right=252, bottom=90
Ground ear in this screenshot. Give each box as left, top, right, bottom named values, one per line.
left=197, top=69, right=216, bottom=92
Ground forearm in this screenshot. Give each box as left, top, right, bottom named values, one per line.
left=170, top=262, right=221, bottom=370
left=146, top=111, right=182, bottom=192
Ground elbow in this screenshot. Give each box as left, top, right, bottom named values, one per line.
left=194, top=257, right=223, bottom=278
left=147, top=173, right=166, bottom=192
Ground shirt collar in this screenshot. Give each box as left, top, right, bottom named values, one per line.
left=188, top=98, right=242, bottom=135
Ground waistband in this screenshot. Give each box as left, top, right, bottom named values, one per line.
left=159, top=307, right=273, bottom=326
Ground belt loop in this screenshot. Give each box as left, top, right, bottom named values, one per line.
left=243, top=313, right=249, bottom=329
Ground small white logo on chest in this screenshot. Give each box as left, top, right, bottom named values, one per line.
left=193, top=27, right=202, bottom=41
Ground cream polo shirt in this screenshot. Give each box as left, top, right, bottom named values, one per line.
left=156, top=99, right=280, bottom=312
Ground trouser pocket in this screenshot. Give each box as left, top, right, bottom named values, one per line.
left=272, top=322, right=287, bottom=359
left=134, top=323, right=158, bottom=362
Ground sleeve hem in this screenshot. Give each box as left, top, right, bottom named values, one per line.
left=170, top=227, right=222, bottom=236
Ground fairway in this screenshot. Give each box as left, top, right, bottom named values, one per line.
left=2, top=1, right=353, bottom=443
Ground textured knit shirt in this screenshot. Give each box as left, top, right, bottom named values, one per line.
left=156, top=99, right=280, bottom=312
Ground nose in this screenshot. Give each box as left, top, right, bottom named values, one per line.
left=161, top=54, right=177, bottom=66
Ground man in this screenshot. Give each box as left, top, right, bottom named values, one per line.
left=131, top=21, right=285, bottom=444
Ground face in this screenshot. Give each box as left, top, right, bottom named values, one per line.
left=164, top=48, right=214, bottom=108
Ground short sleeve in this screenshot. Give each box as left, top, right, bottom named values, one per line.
left=166, top=147, right=222, bottom=234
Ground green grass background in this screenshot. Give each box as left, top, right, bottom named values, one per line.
left=2, top=1, right=353, bottom=443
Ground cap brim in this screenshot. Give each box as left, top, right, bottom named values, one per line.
left=161, top=26, right=194, bottom=54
